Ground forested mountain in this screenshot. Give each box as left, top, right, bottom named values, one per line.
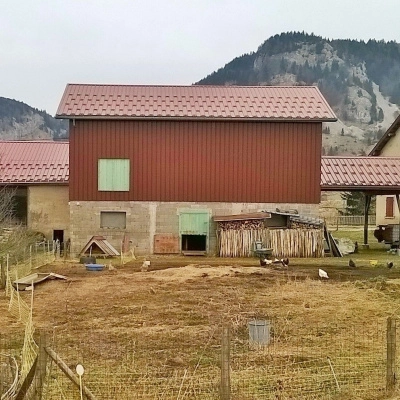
left=0, top=97, right=67, bottom=141
left=198, top=32, right=400, bottom=156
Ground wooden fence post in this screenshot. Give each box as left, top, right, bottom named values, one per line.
left=387, top=317, right=396, bottom=392
left=220, top=325, right=231, bottom=400
left=33, top=331, right=48, bottom=399
left=45, top=346, right=97, bottom=400
left=0, top=257, right=5, bottom=289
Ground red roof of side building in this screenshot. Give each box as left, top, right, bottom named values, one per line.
left=0, top=141, right=69, bottom=184
left=321, top=156, right=400, bottom=193
left=56, top=84, right=337, bottom=121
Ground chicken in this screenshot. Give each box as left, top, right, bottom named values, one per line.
left=141, top=260, right=150, bottom=272
left=318, top=268, right=329, bottom=279
left=260, top=258, right=272, bottom=267
left=349, top=259, right=356, bottom=268
left=387, top=261, right=394, bottom=269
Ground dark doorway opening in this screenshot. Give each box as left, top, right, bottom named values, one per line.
left=13, top=187, right=27, bottom=225
left=53, top=230, right=64, bottom=243
left=53, top=230, right=64, bottom=254
left=181, top=234, right=207, bottom=252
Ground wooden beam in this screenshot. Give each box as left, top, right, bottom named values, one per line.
left=33, top=332, right=48, bottom=399
left=387, top=317, right=397, bottom=392
left=45, top=347, right=97, bottom=400
left=363, top=194, right=372, bottom=247
left=220, top=325, right=231, bottom=400
left=395, top=195, right=400, bottom=247
left=0, top=257, right=5, bottom=289
left=14, top=356, right=38, bottom=400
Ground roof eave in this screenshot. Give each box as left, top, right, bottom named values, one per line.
left=55, top=114, right=337, bottom=123
left=321, top=185, right=400, bottom=194
left=369, top=113, right=400, bottom=156
left=0, top=181, right=69, bottom=185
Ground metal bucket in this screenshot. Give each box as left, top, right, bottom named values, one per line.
left=249, top=320, right=270, bottom=346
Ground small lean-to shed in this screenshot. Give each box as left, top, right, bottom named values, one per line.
left=214, top=210, right=324, bottom=258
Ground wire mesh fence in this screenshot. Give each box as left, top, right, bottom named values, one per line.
left=0, top=335, right=24, bottom=400
left=0, top=244, right=399, bottom=399
left=231, top=318, right=387, bottom=399
left=6, top=317, right=387, bottom=399
left=1, top=241, right=56, bottom=400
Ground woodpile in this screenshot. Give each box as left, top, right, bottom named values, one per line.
left=218, top=220, right=264, bottom=231
left=217, top=228, right=268, bottom=257
left=217, top=227, right=324, bottom=258
left=266, top=228, right=324, bottom=258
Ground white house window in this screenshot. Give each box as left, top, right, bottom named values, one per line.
left=100, top=211, right=126, bottom=229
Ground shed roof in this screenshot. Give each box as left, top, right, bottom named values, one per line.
left=369, top=113, right=400, bottom=156
left=213, top=212, right=271, bottom=222
left=0, top=141, right=69, bottom=184
left=321, top=156, right=400, bottom=193
left=56, top=84, right=337, bottom=122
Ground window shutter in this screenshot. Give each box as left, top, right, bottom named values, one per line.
left=386, top=197, right=394, bottom=218
left=98, top=159, right=130, bottom=191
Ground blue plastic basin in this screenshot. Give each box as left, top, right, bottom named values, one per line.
left=85, top=263, right=105, bottom=271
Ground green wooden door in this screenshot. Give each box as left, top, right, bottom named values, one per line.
left=179, top=210, right=209, bottom=235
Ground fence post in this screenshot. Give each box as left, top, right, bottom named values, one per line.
left=45, top=346, right=97, bottom=400
left=0, top=257, right=5, bottom=289
left=33, top=331, right=48, bottom=400
left=220, top=325, right=231, bottom=400
left=387, top=317, right=396, bottom=392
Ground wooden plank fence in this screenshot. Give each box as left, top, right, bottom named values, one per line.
left=325, top=215, right=376, bottom=227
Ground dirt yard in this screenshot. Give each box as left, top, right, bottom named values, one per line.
left=3, top=250, right=400, bottom=398
left=3, top=252, right=400, bottom=343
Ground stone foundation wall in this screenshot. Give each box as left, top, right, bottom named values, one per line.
left=69, top=201, right=319, bottom=257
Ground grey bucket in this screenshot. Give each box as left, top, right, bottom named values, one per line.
left=249, top=320, right=270, bottom=346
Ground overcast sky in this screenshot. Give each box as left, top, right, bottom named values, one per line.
left=2, top=0, right=400, bottom=115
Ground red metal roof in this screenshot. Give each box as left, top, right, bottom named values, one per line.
left=56, top=84, right=337, bottom=121
left=0, top=141, right=69, bottom=184
left=321, top=156, right=400, bottom=192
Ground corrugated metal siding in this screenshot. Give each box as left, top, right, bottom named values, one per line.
left=69, top=120, right=322, bottom=203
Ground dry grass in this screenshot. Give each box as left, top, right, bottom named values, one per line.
left=2, top=228, right=400, bottom=398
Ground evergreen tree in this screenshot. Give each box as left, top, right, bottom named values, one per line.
left=340, top=192, right=375, bottom=216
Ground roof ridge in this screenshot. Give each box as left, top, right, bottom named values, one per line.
left=66, top=83, right=320, bottom=89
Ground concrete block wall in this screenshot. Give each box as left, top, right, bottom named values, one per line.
left=69, top=201, right=319, bottom=257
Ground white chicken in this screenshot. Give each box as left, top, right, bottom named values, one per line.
left=318, top=268, right=329, bottom=279
left=141, top=260, right=150, bottom=272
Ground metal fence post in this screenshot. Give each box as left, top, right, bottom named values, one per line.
left=387, top=317, right=396, bottom=391
left=220, top=325, right=231, bottom=400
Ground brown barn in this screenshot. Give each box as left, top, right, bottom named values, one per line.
left=56, top=84, right=336, bottom=256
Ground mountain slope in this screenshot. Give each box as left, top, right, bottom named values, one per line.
left=0, top=97, right=67, bottom=140
left=197, top=32, right=400, bottom=155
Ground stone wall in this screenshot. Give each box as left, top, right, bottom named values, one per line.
left=69, top=201, right=319, bottom=257
left=28, top=185, right=70, bottom=239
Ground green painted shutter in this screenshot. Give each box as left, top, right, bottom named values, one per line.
left=98, top=159, right=130, bottom=191
left=179, top=210, right=209, bottom=235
